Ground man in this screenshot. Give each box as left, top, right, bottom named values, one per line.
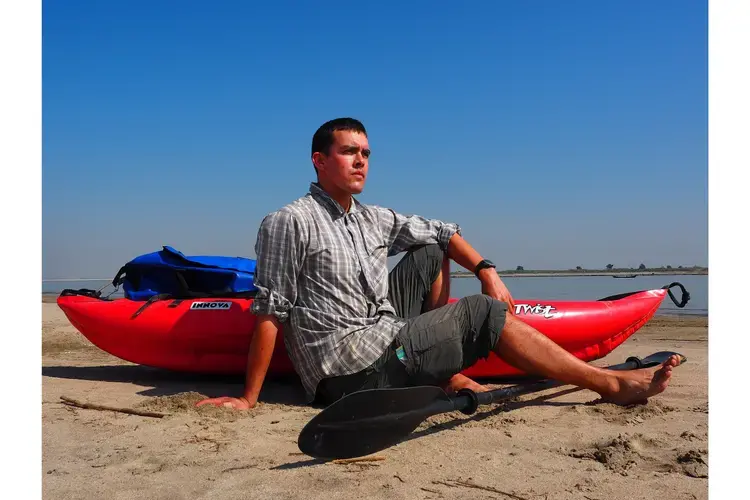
left=197, top=118, right=680, bottom=410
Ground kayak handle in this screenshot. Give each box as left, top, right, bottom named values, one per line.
left=662, top=282, right=690, bottom=308
left=598, top=281, right=690, bottom=308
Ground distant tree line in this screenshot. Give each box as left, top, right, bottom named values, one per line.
left=496, top=264, right=707, bottom=274
left=452, top=264, right=707, bottom=276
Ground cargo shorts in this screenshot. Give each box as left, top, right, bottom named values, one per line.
left=314, top=244, right=508, bottom=405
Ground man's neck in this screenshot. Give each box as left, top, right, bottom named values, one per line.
left=316, top=180, right=352, bottom=213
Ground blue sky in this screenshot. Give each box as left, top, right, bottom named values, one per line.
left=42, top=0, right=707, bottom=279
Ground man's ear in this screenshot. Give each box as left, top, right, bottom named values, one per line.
left=312, top=152, right=325, bottom=173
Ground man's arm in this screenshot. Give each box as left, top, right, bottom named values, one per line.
left=445, top=231, right=486, bottom=275
left=375, top=206, right=515, bottom=311
left=196, top=210, right=306, bottom=410
left=240, top=315, right=281, bottom=405
left=375, top=206, right=460, bottom=256
left=446, top=232, right=516, bottom=312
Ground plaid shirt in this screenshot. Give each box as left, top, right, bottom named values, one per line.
left=251, top=183, right=461, bottom=401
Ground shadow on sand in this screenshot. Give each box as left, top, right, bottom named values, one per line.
left=43, top=364, right=601, bottom=467
left=41, top=364, right=308, bottom=406
left=271, top=386, right=597, bottom=468
left=398, top=386, right=594, bottom=446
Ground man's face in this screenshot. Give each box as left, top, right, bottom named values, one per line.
left=314, top=130, right=370, bottom=195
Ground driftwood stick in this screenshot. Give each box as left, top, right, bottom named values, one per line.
left=331, top=455, right=386, bottom=464
left=60, top=396, right=167, bottom=418
left=432, top=481, right=459, bottom=488
left=420, top=487, right=441, bottom=494
left=451, top=479, right=531, bottom=500
left=221, top=463, right=259, bottom=473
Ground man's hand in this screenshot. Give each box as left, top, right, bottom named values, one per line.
left=195, top=396, right=255, bottom=410
left=478, top=268, right=516, bottom=313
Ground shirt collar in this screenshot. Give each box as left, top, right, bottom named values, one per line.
left=309, top=182, right=362, bottom=216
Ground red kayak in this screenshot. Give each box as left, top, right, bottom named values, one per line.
left=55, top=283, right=688, bottom=379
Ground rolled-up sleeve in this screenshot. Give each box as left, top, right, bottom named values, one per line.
left=251, top=210, right=307, bottom=322
left=374, top=206, right=461, bottom=256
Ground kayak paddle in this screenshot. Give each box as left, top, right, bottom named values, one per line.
left=297, top=351, right=686, bottom=459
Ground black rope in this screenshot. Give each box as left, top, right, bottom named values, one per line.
left=59, top=281, right=119, bottom=301
left=59, top=288, right=102, bottom=299
left=130, top=293, right=173, bottom=319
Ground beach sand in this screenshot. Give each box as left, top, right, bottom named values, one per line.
left=42, top=302, right=708, bottom=500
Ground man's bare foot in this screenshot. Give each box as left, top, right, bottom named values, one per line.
left=440, top=373, right=488, bottom=394
left=601, top=354, right=682, bottom=405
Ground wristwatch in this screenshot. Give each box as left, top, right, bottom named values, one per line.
left=474, top=259, right=496, bottom=277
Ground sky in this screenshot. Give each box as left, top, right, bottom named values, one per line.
left=41, top=0, right=708, bottom=279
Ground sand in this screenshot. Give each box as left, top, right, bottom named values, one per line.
left=42, top=304, right=708, bottom=500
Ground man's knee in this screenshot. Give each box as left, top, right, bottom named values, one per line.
left=425, top=243, right=447, bottom=260
left=463, top=293, right=508, bottom=331
left=404, top=244, right=446, bottom=282
left=455, top=294, right=507, bottom=361
left=409, top=243, right=445, bottom=265
left=462, top=294, right=507, bottom=314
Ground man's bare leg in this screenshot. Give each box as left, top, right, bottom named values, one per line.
left=423, top=254, right=490, bottom=394
left=494, top=314, right=680, bottom=405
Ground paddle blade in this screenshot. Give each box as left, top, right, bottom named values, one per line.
left=632, top=351, right=687, bottom=368
left=298, top=386, right=453, bottom=459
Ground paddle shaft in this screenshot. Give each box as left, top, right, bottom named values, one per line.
left=453, top=353, right=670, bottom=416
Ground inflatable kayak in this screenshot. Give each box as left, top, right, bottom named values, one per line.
left=55, top=282, right=688, bottom=380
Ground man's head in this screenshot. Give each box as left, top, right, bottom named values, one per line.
left=311, top=118, right=370, bottom=196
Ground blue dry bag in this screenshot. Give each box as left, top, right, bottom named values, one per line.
left=112, top=246, right=258, bottom=301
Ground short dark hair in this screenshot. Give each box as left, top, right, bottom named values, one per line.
left=311, top=117, right=367, bottom=158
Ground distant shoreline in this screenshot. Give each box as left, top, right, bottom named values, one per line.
left=42, top=269, right=708, bottom=283
left=451, top=269, right=708, bottom=278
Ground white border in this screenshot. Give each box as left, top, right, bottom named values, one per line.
left=709, top=0, right=748, bottom=497
left=2, top=0, right=737, bottom=494
left=0, top=0, right=41, bottom=495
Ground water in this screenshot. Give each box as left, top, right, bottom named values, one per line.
left=43, top=274, right=707, bottom=316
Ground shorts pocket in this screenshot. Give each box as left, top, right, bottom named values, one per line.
left=414, top=337, right=464, bottom=384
